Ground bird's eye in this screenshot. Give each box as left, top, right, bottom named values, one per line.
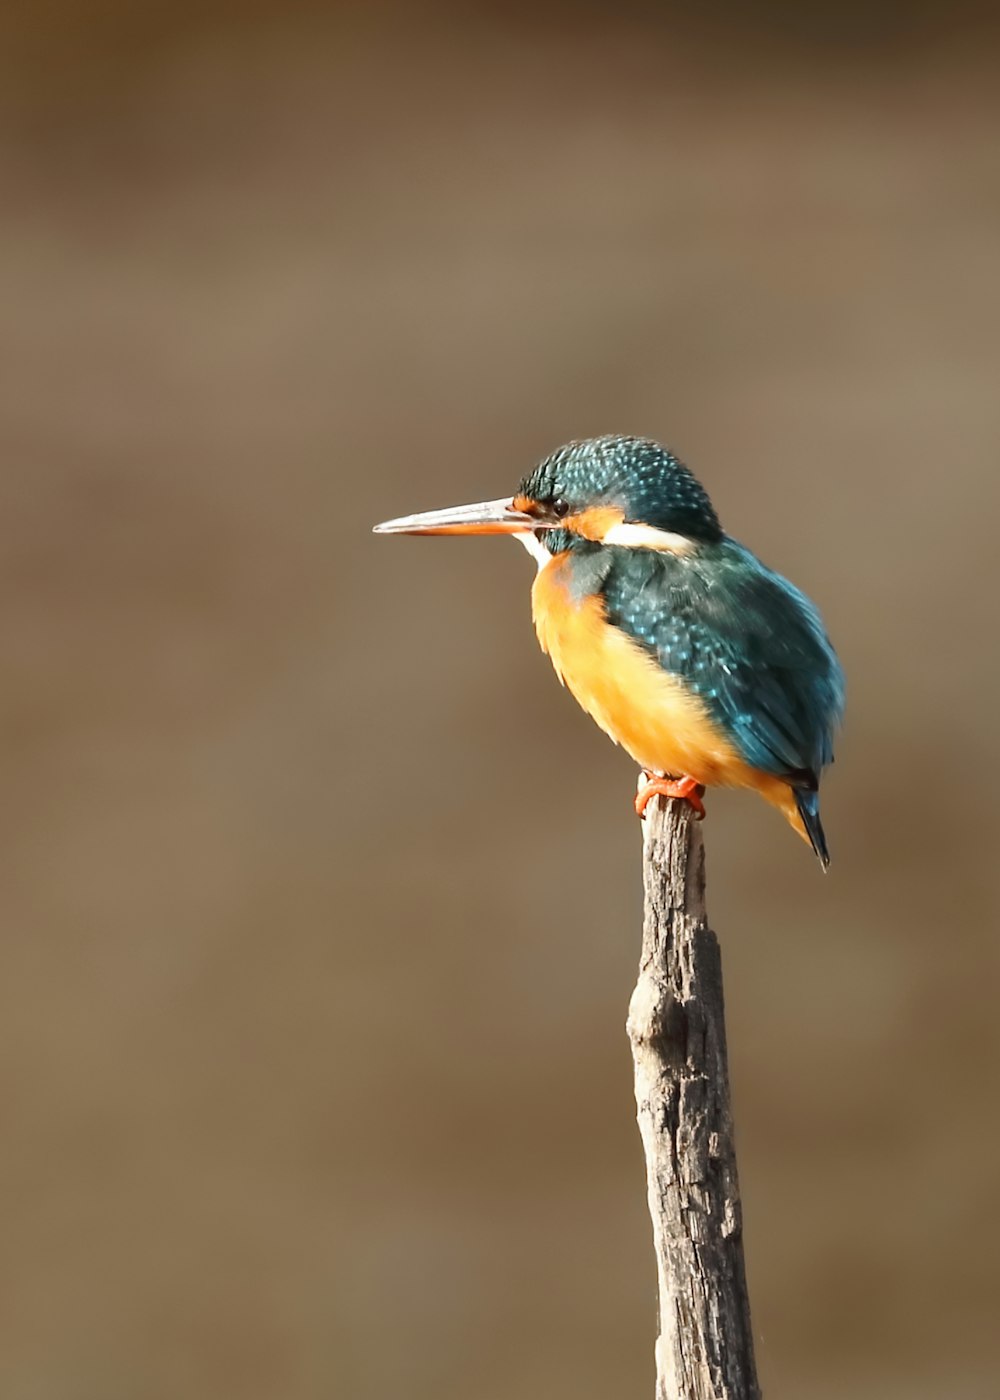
left=552, top=497, right=570, bottom=519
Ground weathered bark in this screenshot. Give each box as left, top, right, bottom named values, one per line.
left=627, top=791, right=760, bottom=1400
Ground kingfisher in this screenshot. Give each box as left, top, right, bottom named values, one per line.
left=374, top=435, right=844, bottom=867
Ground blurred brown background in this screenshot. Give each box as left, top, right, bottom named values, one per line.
left=1, top=2, right=998, bottom=1397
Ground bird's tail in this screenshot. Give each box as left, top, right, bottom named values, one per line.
left=794, top=789, right=830, bottom=871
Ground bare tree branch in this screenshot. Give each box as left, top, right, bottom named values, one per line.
left=628, top=792, right=760, bottom=1400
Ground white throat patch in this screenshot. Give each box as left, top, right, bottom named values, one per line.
left=514, top=531, right=552, bottom=570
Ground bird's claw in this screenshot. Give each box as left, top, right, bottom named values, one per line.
left=634, top=773, right=707, bottom=820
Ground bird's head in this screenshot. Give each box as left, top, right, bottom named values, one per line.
left=373, top=435, right=722, bottom=558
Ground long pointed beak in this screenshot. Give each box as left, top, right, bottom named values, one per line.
left=373, top=498, right=538, bottom=537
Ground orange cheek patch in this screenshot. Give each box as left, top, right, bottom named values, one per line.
left=564, top=505, right=625, bottom=542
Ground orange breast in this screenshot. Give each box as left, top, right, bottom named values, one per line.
left=531, top=552, right=769, bottom=792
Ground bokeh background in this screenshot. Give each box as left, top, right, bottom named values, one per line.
left=1, top=3, right=998, bottom=1397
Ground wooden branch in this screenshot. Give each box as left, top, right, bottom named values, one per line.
left=628, top=792, right=761, bottom=1400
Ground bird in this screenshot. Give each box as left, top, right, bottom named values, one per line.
left=373, top=434, right=844, bottom=867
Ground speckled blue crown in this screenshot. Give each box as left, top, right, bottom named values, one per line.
left=519, top=435, right=723, bottom=542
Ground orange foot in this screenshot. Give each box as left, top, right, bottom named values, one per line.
left=634, top=772, right=706, bottom=820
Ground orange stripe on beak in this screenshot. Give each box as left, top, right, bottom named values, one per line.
left=373, top=498, right=538, bottom=536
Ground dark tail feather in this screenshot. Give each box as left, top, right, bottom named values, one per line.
left=795, top=789, right=830, bottom=871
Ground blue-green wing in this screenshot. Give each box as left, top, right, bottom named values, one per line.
left=601, top=540, right=844, bottom=787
